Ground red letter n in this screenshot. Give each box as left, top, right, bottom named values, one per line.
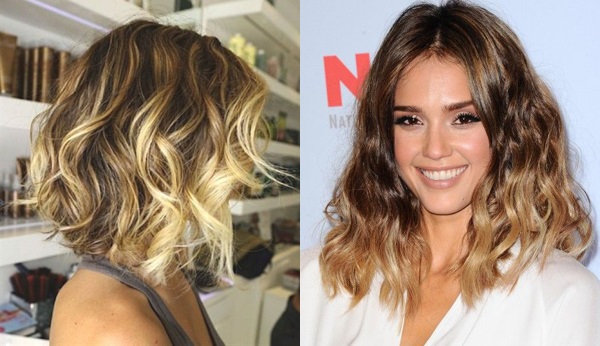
left=324, top=53, right=370, bottom=107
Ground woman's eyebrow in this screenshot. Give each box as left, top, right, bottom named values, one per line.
left=393, top=105, right=422, bottom=113
left=444, top=100, right=473, bottom=111
left=392, top=101, right=473, bottom=113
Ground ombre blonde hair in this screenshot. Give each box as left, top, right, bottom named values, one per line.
left=30, top=20, right=273, bottom=285
left=321, top=0, right=593, bottom=317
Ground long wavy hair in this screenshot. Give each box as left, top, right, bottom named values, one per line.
left=321, top=0, right=593, bottom=317
left=29, top=20, right=272, bottom=285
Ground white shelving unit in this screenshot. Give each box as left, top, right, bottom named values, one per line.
left=0, top=89, right=299, bottom=262
left=266, top=140, right=300, bottom=158
left=0, top=0, right=151, bottom=33
left=0, top=77, right=298, bottom=121
left=0, top=1, right=299, bottom=344
left=0, top=220, right=63, bottom=267
left=257, top=69, right=300, bottom=108
left=0, top=0, right=152, bottom=54
left=0, top=98, right=48, bottom=130
left=161, top=0, right=299, bottom=59
left=161, top=1, right=300, bottom=120
left=229, top=192, right=300, bottom=215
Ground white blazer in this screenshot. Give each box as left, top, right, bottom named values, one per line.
left=300, top=246, right=600, bottom=345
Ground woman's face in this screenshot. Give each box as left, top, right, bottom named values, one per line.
left=393, top=56, right=491, bottom=218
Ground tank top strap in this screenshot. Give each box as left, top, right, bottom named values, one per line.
left=79, top=256, right=195, bottom=345
left=191, top=285, right=224, bottom=345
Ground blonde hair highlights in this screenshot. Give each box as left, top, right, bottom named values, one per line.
left=30, top=20, right=272, bottom=285
left=320, top=1, right=593, bottom=317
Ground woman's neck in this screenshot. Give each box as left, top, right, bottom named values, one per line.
left=422, top=206, right=471, bottom=274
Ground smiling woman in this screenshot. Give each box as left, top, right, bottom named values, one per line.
left=301, top=1, right=600, bottom=345
left=393, top=57, right=492, bottom=219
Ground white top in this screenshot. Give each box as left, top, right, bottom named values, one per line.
left=301, top=247, right=600, bottom=346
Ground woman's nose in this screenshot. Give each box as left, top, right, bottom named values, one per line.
left=423, top=125, right=452, bottom=160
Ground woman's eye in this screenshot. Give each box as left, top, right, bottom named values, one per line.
left=453, top=112, right=481, bottom=125
left=394, top=115, right=421, bottom=126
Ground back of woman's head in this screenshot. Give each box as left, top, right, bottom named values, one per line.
left=323, top=0, right=592, bottom=315
left=30, top=20, right=271, bottom=284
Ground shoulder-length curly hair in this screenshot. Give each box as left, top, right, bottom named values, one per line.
left=30, top=20, right=272, bottom=285
left=320, top=0, right=593, bottom=317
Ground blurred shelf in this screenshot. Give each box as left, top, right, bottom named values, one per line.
left=0, top=98, right=48, bottom=130
left=0, top=0, right=151, bottom=44
left=271, top=243, right=299, bottom=264
left=229, top=192, right=299, bottom=215
left=257, top=70, right=299, bottom=107
left=262, top=139, right=299, bottom=158
left=0, top=218, right=66, bottom=267
left=162, top=0, right=299, bottom=61
left=0, top=99, right=300, bottom=147
left=0, top=217, right=49, bottom=232
left=0, top=0, right=300, bottom=267
left=160, top=6, right=202, bottom=28
left=0, top=194, right=300, bottom=264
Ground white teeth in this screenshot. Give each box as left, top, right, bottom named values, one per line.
left=421, top=167, right=466, bottom=181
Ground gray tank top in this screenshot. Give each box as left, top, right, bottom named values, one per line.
left=79, top=256, right=225, bottom=346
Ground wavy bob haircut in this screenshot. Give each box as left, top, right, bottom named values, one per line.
left=30, top=20, right=272, bottom=285
left=321, top=0, right=593, bottom=317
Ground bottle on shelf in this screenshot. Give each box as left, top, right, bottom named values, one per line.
left=243, top=42, right=257, bottom=67
left=278, top=52, right=287, bottom=85
left=276, top=111, right=287, bottom=142
left=56, top=51, right=72, bottom=95
left=266, top=55, right=280, bottom=80
left=256, top=49, right=267, bottom=72
left=0, top=32, right=18, bottom=96
left=12, top=46, right=25, bottom=99
left=22, top=47, right=31, bottom=100
left=9, top=173, right=21, bottom=218
left=23, top=173, right=34, bottom=218
left=228, top=33, right=246, bottom=58
left=0, top=171, right=9, bottom=218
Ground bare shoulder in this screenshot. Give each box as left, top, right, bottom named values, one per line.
left=50, top=268, right=170, bottom=346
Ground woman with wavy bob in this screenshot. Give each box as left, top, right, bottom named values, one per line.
left=301, top=1, right=600, bottom=345
left=30, top=20, right=273, bottom=345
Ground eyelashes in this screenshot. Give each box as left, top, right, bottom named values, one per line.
left=393, top=112, right=481, bottom=126
left=453, top=112, right=481, bottom=125
left=394, top=115, right=420, bottom=126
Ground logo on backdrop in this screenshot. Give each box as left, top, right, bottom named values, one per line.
left=323, top=53, right=371, bottom=129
